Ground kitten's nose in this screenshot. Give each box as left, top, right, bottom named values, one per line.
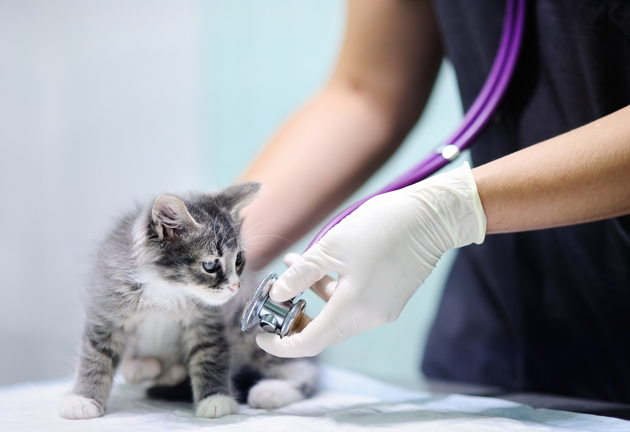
left=227, top=282, right=240, bottom=292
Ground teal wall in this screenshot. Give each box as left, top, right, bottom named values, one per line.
left=204, top=0, right=466, bottom=385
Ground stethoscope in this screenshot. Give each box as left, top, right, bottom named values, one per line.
left=241, top=0, right=526, bottom=338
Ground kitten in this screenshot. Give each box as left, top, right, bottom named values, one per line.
left=59, top=182, right=318, bottom=419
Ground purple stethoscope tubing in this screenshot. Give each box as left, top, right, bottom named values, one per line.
left=306, top=0, right=526, bottom=250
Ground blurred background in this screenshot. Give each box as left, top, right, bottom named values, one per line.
left=0, top=0, right=464, bottom=387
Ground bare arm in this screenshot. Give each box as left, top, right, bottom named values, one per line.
left=474, top=104, right=630, bottom=234
left=238, top=0, right=443, bottom=271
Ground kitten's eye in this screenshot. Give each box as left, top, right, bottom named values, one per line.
left=235, top=252, right=244, bottom=266
left=203, top=259, right=221, bottom=274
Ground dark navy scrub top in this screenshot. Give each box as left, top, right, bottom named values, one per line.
left=423, top=0, right=630, bottom=403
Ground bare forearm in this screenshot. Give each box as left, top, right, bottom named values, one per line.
left=473, top=104, right=630, bottom=234
left=238, top=88, right=412, bottom=271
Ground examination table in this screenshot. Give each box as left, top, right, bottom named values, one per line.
left=1, top=366, right=629, bottom=431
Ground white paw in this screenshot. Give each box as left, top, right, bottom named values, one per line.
left=247, top=379, right=304, bottom=409
left=154, top=363, right=187, bottom=386
left=58, top=394, right=103, bottom=419
left=120, top=357, right=161, bottom=383
left=195, top=394, right=238, bottom=418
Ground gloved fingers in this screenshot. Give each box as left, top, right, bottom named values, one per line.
left=255, top=332, right=324, bottom=358
left=284, top=252, right=336, bottom=302
left=283, top=252, right=300, bottom=268
left=270, top=246, right=335, bottom=302
left=311, top=274, right=337, bottom=302
left=255, top=305, right=339, bottom=357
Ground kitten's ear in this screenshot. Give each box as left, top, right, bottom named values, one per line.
left=151, top=195, right=197, bottom=241
left=221, top=182, right=261, bottom=217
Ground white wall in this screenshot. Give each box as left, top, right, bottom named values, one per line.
left=0, top=0, right=205, bottom=384
left=0, top=0, right=463, bottom=387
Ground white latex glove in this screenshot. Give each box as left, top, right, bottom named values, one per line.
left=256, top=162, right=487, bottom=357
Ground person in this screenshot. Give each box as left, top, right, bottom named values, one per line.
left=237, top=0, right=630, bottom=403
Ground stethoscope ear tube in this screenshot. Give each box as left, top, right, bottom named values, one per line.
left=306, top=0, right=526, bottom=250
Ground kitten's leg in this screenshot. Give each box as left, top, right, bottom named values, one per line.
left=248, top=359, right=319, bottom=409
left=59, top=325, right=126, bottom=419
left=186, top=324, right=238, bottom=418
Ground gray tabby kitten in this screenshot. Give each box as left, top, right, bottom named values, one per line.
left=59, top=183, right=318, bottom=419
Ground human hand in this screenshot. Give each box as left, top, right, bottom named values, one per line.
left=256, top=162, right=487, bottom=357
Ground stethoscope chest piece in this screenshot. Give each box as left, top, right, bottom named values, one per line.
left=240, top=272, right=309, bottom=338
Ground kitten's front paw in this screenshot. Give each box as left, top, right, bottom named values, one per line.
left=195, top=394, right=238, bottom=418
left=120, top=357, right=161, bottom=383
left=58, top=394, right=103, bottom=419
left=247, top=379, right=304, bottom=409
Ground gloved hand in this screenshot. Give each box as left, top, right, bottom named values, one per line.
left=256, top=162, right=487, bottom=357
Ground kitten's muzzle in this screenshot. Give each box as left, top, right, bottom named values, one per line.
left=227, top=282, right=240, bottom=292
left=240, top=272, right=312, bottom=338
